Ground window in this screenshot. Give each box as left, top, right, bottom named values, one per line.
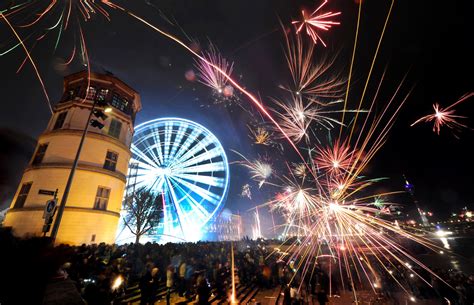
left=94, top=186, right=110, bottom=210
left=32, top=143, right=48, bottom=165
left=96, top=88, right=109, bottom=101
left=86, top=86, right=97, bottom=100
left=103, top=150, right=118, bottom=171
left=53, top=111, right=68, bottom=130
left=111, top=93, right=129, bottom=112
left=108, top=119, right=122, bottom=139
left=14, top=182, right=32, bottom=208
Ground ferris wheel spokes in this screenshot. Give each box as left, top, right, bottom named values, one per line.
left=125, top=118, right=230, bottom=242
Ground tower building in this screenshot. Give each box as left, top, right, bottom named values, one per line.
left=3, top=71, right=141, bottom=245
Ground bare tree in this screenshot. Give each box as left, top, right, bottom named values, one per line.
left=123, top=188, right=163, bottom=244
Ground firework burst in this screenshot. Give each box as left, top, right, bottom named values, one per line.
left=292, top=163, right=307, bottom=179
left=249, top=126, right=272, bottom=146
left=194, top=43, right=239, bottom=106
left=291, top=0, right=341, bottom=47
left=272, top=95, right=349, bottom=144
left=411, top=93, right=473, bottom=138
left=272, top=95, right=314, bottom=143
left=315, top=139, right=355, bottom=175
left=282, top=32, right=345, bottom=98
left=232, top=150, right=273, bottom=188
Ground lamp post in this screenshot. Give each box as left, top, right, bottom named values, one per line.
left=50, top=98, right=110, bottom=242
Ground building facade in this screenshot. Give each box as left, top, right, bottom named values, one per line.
left=206, top=212, right=242, bottom=241
left=3, top=71, right=141, bottom=245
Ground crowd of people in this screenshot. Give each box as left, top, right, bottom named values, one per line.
left=1, top=228, right=473, bottom=305
left=0, top=228, right=304, bottom=305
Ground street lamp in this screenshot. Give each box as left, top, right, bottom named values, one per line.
left=50, top=97, right=111, bottom=242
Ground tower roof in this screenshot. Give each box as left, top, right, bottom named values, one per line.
left=63, top=71, right=142, bottom=112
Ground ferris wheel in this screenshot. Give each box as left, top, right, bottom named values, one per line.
left=128, top=118, right=230, bottom=242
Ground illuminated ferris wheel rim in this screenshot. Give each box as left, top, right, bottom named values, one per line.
left=133, top=116, right=230, bottom=169
left=130, top=117, right=230, bottom=240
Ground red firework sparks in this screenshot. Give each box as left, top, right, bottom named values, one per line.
left=315, top=140, right=355, bottom=175
left=411, top=92, right=473, bottom=137
left=291, top=0, right=341, bottom=46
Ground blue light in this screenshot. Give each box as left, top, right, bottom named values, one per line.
left=126, top=117, right=230, bottom=242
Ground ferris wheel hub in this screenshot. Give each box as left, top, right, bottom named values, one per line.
left=156, top=166, right=172, bottom=176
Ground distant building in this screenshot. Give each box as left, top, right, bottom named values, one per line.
left=3, top=71, right=141, bottom=245
left=206, top=212, right=242, bottom=241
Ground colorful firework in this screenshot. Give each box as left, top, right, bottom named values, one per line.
left=241, top=37, right=439, bottom=298
left=314, top=139, right=355, bottom=175
left=272, top=95, right=314, bottom=143
left=232, top=150, right=273, bottom=188
left=269, top=181, right=321, bottom=237
left=0, top=0, right=115, bottom=64
left=194, top=43, right=240, bottom=106
left=282, top=32, right=345, bottom=98
left=292, top=163, right=307, bottom=179
left=0, top=0, right=118, bottom=112
left=372, top=196, right=386, bottom=209
left=249, top=126, right=272, bottom=146
left=291, top=0, right=341, bottom=46
left=411, top=92, right=474, bottom=137
left=272, top=96, right=349, bottom=144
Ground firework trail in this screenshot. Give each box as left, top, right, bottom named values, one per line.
left=1, top=0, right=114, bottom=64
left=251, top=207, right=263, bottom=239
left=411, top=92, right=474, bottom=137
left=282, top=30, right=345, bottom=98
left=291, top=0, right=341, bottom=47
left=1, top=0, right=117, bottom=112
left=0, top=11, right=51, bottom=112
left=345, top=0, right=395, bottom=144
left=194, top=43, right=235, bottom=98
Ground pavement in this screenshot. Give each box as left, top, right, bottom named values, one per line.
left=125, top=286, right=445, bottom=304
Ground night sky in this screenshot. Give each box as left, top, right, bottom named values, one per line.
left=0, top=0, right=473, bottom=234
